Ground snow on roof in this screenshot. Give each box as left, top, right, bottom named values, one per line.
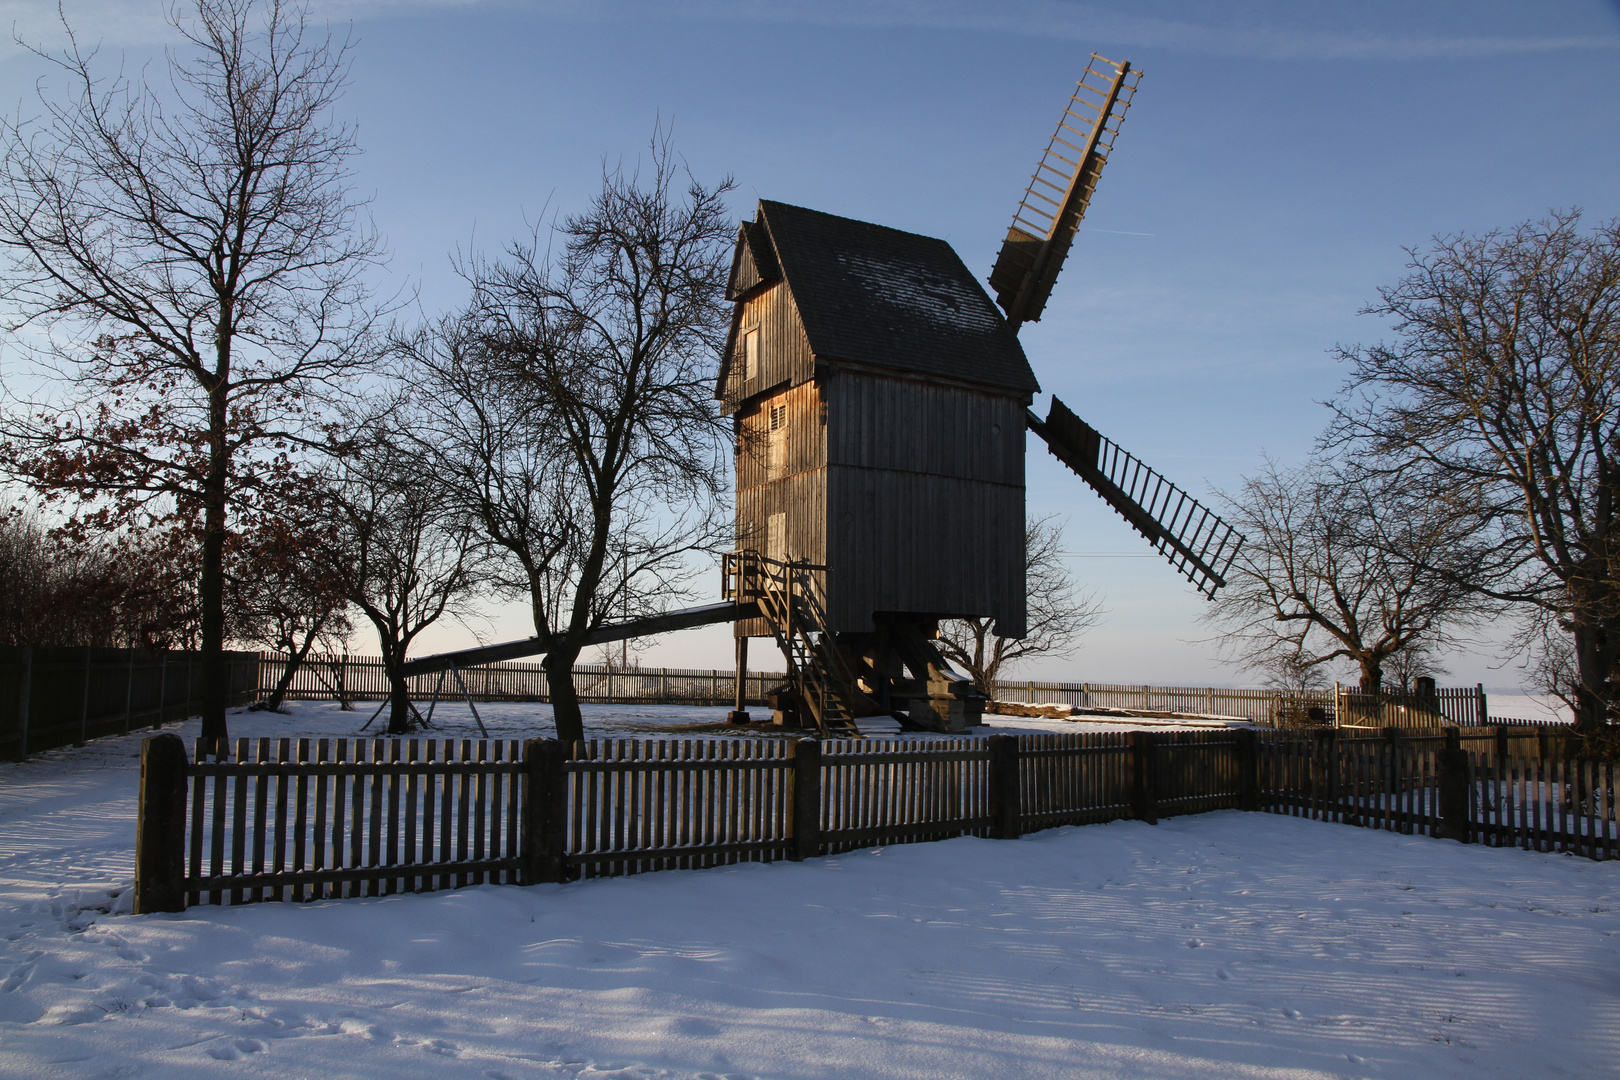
left=755, top=200, right=1040, bottom=395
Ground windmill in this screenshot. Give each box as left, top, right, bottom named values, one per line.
left=711, top=53, right=1243, bottom=737
left=402, top=55, right=1243, bottom=740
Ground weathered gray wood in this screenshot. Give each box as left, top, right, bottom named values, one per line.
left=1129, top=730, right=1158, bottom=825
left=987, top=734, right=1021, bottom=838
left=135, top=733, right=189, bottom=914
left=791, top=738, right=822, bottom=860
left=1436, top=747, right=1473, bottom=842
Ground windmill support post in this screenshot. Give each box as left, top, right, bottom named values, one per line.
left=727, top=636, right=751, bottom=724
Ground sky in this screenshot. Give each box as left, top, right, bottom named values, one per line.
left=2, top=0, right=1618, bottom=690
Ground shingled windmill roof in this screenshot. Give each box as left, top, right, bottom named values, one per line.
left=743, top=200, right=1039, bottom=395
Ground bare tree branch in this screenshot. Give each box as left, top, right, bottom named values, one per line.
left=938, top=515, right=1103, bottom=696
left=1328, top=210, right=1620, bottom=730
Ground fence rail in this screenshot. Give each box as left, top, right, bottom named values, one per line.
left=3, top=639, right=1569, bottom=763
left=132, top=722, right=1606, bottom=914
left=259, top=651, right=1565, bottom=729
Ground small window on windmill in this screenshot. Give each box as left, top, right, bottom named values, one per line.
left=743, top=328, right=760, bottom=383
left=768, top=403, right=788, bottom=479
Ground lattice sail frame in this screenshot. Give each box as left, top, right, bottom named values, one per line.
left=1029, top=399, right=1242, bottom=598
left=989, top=54, right=1141, bottom=328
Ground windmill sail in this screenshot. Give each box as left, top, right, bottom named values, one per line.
left=1029, top=398, right=1241, bottom=597
left=990, top=54, right=1141, bottom=329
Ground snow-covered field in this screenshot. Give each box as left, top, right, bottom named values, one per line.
left=2, top=703, right=1617, bottom=1079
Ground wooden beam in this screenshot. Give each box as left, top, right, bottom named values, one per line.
left=397, top=601, right=762, bottom=678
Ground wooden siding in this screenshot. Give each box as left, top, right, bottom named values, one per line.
left=825, top=468, right=1024, bottom=634
left=735, top=381, right=828, bottom=638
left=726, top=229, right=770, bottom=299
left=720, top=283, right=815, bottom=413
left=823, top=375, right=1026, bottom=636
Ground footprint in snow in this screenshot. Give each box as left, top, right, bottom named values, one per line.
left=1185, top=938, right=1204, bottom=948
left=426, top=1038, right=459, bottom=1056
left=205, top=1037, right=266, bottom=1060
left=1215, top=967, right=1231, bottom=980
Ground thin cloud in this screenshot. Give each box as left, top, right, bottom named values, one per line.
left=5, top=1, right=1615, bottom=61
left=361, top=0, right=1619, bottom=62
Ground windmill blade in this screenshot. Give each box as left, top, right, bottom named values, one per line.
left=990, top=54, right=1141, bottom=330
left=1029, top=398, right=1243, bottom=597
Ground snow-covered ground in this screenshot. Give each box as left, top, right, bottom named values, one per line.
left=2, top=703, right=1617, bottom=1079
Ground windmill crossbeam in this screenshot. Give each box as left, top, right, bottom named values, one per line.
left=1028, top=400, right=1243, bottom=598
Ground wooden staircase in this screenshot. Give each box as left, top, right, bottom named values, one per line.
left=723, top=550, right=869, bottom=738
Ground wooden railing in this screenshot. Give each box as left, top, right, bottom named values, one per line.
left=133, top=723, right=1610, bottom=914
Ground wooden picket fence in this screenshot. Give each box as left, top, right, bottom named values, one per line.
left=131, top=725, right=1612, bottom=914
left=1, top=646, right=260, bottom=760
left=258, top=651, right=1557, bottom=729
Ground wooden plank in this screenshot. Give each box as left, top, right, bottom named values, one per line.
left=474, top=740, right=489, bottom=885
left=312, top=739, right=329, bottom=900
left=250, top=738, right=270, bottom=903
left=456, top=740, right=472, bottom=887
left=188, top=740, right=206, bottom=907
left=272, top=738, right=290, bottom=902
left=505, top=740, right=521, bottom=883
left=293, top=739, right=310, bottom=902
left=183, top=858, right=524, bottom=893
left=230, top=737, right=249, bottom=905
left=189, top=759, right=525, bottom=778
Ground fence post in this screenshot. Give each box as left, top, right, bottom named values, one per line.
left=134, top=733, right=189, bottom=914
left=1318, top=728, right=1339, bottom=821
left=1436, top=747, right=1473, bottom=843
left=790, top=739, right=822, bottom=861
left=1129, top=731, right=1158, bottom=824
left=1476, top=683, right=1488, bottom=726
left=520, top=738, right=567, bottom=884
left=987, top=733, right=1021, bottom=839
left=1235, top=728, right=1258, bottom=811
left=16, top=645, right=31, bottom=759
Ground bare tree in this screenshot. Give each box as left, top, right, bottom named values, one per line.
left=231, top=518, right=351, bottom=713
left=0, top=0, right=380, bottom=751
left=1203, top=456, right=1487, bottom=691
left=455, top=136, right=734, bottom=746
left=393, top=316, right=582, bottom=648
left=937, top=514, right=1102, bottom=696
left=309, top=414, right=484, bottom=735
left=0, top=501, right=202, bottom=649
left=1332, top=211, right=1620, bottom=731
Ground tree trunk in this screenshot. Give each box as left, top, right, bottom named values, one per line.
left=386, top=675, right=412, bottom=735
left=385, top=646, right=412, bottom=735
left=546, top=647, right=584, bottom=749
left=1571, top=621, right=1613, bottom=733
left=263, top=622, right=323, bottom=713
left=199, top=380, right=231, bottom=756
left=1358, top=659, right=1383, bottom=693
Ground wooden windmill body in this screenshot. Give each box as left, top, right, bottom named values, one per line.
left=720, top=55, right=1242, bottom=736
